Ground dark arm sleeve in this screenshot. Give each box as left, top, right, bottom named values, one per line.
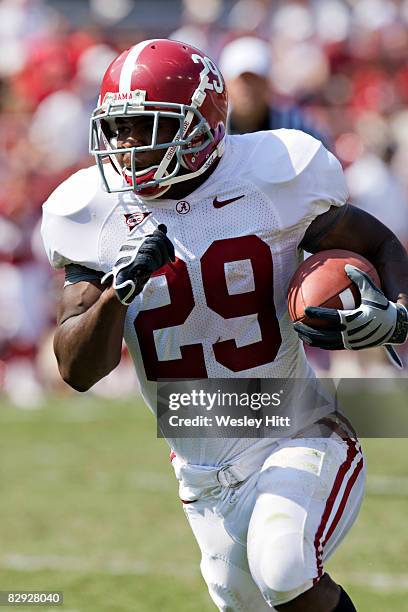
left=64, top=264, right=104, bottom=287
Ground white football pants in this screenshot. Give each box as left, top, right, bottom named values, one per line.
left=182, top=437, right=365, bottom=610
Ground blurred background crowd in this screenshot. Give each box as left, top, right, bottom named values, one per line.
left=1, top=0, right=408, bottom=406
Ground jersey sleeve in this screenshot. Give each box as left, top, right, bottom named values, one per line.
left=41, top=166, right=112, bottom=271
left=290, top=139, right=348, bottom=247
left=301, top=137, right=348, bottom=218
left=247, top=129, right=348, bottom=235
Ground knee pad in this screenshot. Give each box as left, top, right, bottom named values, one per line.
left=249, top=531, right=314, bottom=607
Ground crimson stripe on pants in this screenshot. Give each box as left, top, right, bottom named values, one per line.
left=322, top=457, right=364, bottom=547
left=313, top=439, right=361, bottom=581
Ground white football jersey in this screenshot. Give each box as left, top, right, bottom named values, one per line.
left=42, top=130, right=348, bottom=466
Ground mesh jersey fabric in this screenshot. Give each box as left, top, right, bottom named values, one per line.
left=41, top=129, right=348, bottom=466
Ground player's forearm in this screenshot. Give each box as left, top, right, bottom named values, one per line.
left=54, top=287, right=128, bottom=391
left=368, top=233, right=408, bottom=309
left=302, top=204, right=408, bottom=309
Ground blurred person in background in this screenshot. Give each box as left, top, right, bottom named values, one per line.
left=0, top=0, right=119, bottom=404
left=219, top=36, right=328, bottom=144
left=346, top=146, right=408, bottom=248
left=332, top=115, right=408, bottom=375
left=28, top=43, right=118, bottom=173
left=170, top=0, right=224, bottom=57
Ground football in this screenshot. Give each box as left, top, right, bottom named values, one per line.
left=287, top=249, right=381, bottom=328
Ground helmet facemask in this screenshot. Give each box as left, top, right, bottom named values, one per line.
left=90, top=97, right=219, bottom=199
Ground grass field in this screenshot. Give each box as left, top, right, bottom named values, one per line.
left=1, top=394, right=408, bottom=611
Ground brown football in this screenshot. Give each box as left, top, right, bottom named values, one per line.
left=287, top=249, right=381, bottom=329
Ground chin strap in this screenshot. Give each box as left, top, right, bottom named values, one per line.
left=153, top=65, right=211, bottom=184
left=154, top=137, right=225, bottom=190
left=135, top=136, right=225, bottom=200
left=153, top=109, right=196, bottom=182
left=139, top=182, right=171, bottom=200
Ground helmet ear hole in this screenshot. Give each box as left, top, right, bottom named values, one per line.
left=180, top=117, right=208, bottom=170
left=181, top=123, right=225, bottom=171
left=181, top=137, right=204, bottom=170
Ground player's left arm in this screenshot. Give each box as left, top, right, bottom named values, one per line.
left=297, top=203, right=408, bottom=352
left=301, top=203, right=408, bottom=308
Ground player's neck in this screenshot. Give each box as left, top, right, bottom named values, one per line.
left=156, top=158, right=221, bottom=201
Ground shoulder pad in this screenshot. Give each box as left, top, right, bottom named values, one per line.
left=235, top=130, right=347, bottom=231
left=241, top=129, right=322, bottom=184
left=41, top=164, right=120, bottom=269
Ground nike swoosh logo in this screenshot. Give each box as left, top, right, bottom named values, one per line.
left=213, top=195, right=245, bottom=209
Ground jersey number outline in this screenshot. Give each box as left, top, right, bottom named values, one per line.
left=134, top=235, right=282, bottom=381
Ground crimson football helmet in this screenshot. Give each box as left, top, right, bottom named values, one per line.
left=90, top=39, right=228, bottom=199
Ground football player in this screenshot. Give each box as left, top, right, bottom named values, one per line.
left=42, top=40, right=408, bottom=611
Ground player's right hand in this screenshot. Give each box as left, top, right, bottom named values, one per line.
left=293, top=264, right=408, bottom=367
left=101, top=224, right=175, bottom=305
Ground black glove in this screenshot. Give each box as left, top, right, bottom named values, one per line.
left=102, top=224, right=175, bottom=305
left=293, top=265, right=408, bottom=367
